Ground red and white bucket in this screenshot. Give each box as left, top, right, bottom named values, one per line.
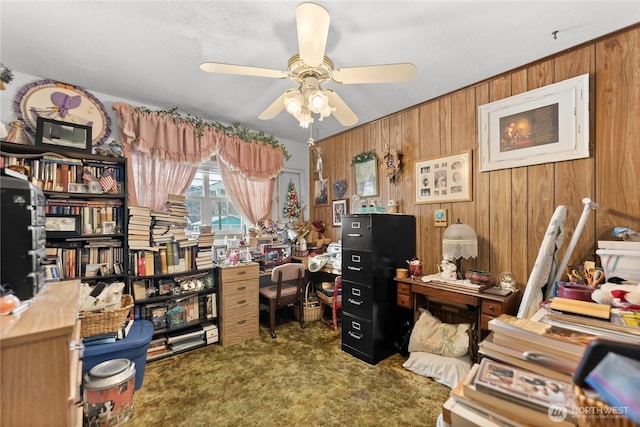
left=83, top=358, right=136, bottom=426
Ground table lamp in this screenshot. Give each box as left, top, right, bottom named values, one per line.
left=442, top=220, right=478, bottom=279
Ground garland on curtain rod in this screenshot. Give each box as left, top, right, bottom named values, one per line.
left=135, top=106, right=290, bottom=160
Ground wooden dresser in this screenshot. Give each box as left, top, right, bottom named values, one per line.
left=0, top=280, right=83, bottom=427
left=219, top=263, right=259, bottom=347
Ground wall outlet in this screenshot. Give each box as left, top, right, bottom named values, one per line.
left=434, top=209, right=448, bottom=227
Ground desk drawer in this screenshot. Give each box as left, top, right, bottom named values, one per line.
left=223, top=285, right=257, bottom=311
left=221, top=264, right=259, bottom=283
left=397, top=282, right=411, bottom=295
left=481, top=300, right=503, bottom=317
left=397, top=293, right=411, bottom=309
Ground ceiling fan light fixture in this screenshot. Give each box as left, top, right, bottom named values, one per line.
left=307, top=90, right=329, bottom=113
left=284, top=89, right=304, bottom=114
left=295, top=106, right=314, bottom=129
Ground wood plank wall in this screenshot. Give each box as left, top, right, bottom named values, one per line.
left=309, top=24, right=640, bottom=291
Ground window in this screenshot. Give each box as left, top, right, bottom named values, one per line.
left=185, top=161, right=245, bottom=235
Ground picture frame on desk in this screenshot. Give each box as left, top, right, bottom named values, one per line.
left=213, top=245, right=227, bottom=264
left=35, top=117, right=92, bottom=154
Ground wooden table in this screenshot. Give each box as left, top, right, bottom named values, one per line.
left=396, top=277, right=520, bottom=360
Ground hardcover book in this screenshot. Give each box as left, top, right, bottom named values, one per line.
left=454, top=364, right=575, bottom=427
left=489, top=314, right=597, bottom=357
left=473, top=358, right=577, bottom=423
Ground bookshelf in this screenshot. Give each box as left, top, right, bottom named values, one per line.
left=1, top=141, right=128, bottom=284
left=129, top=267, right=219, bottom=361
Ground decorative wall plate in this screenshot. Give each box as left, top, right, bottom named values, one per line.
left=14, top=79, right=111, bottom=147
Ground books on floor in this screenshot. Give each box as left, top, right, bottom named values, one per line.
left=454, top=362, right=577, bottom=427
left=488, top=314, right=597, bottom=360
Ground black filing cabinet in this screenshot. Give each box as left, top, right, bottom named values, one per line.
left=341, top=213, right=416, bottom=364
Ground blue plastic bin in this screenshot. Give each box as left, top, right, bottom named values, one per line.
left=82, top=319, right=154, bottom=390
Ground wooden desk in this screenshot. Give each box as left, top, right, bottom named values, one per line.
left=396, top=277, right=520, bottom=360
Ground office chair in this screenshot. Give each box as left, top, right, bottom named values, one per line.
left=259, top=263, right=306, bottom=338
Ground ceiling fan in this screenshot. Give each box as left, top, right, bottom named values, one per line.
left=200, top=2, right=417, bottom=128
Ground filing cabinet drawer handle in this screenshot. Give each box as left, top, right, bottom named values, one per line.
left=348, top=331, right=363, bottom=340
left=237, top=300, right=246, bottom=305
left=347, top=233, right=362, bottom=237
left=347, top=266, right=363, bottom=272
left=348, top=298, right=363, bottom=306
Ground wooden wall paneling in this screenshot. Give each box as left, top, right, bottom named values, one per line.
left=522, top=62, right=555, bottom=290
left=553, top=46, right=597, bottom=267
left=451, top=88, right=479, bottom=272
left=595, top=27, right=640, bottom=241
left=509, top=69, right=530, bottom=289
left=474, top=83, right=491, bottom=273
left=487, top=76, right=513, bottom=278
left=307, top=25, right=640, bottom=292
left=416, top=101, right=443, bottom=271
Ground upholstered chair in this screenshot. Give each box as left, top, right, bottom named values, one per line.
left=259, top=263, right=306, bottom=338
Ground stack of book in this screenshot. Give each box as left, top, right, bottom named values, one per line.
left=450, top=303, right=640, bottom=426
left=452, top=358, right=578, bottom=427
left=147, top=337, right=170, bottom=360
left=127, top=206, right=152, bottom=250
left=196, top=226, right=215, bottom=269
left=542, top=297, right=640, bottom=342
left=479, top=313, right=594, bottom=382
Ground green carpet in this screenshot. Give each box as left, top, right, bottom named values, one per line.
left=133, top=319, right=449, bottom=426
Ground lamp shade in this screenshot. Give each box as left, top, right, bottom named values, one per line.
left=442, top=222, right=478, bottom=260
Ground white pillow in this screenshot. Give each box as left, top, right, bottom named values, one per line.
left=403, top=351, right=472, bottom=388
left=408, top=309, right=470, bottom=357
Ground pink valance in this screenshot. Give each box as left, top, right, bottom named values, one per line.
left=112, top=102, right=284, bottom=178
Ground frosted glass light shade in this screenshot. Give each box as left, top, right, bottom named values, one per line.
left=442, top=223, right=478, bottom=260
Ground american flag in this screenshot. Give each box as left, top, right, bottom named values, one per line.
left=100, top=168, right=118, bottom=193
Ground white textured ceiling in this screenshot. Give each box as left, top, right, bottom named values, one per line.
left=1, top=1, right=638, bottom=144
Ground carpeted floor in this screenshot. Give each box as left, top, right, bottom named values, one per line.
left=132, top=318, right=450, bottom=426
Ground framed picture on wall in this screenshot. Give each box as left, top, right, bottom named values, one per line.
left=314, top=178, right=329, bottom=206
left=415, top=150, right=472, bottom=204
left=478, top=73, right=589, bottom=172
left=353, top=151, right=378, bottom=197
left=332, top=199, right=347, bottom=226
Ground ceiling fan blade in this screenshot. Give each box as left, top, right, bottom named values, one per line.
left=332, top=63, right=417, bottom=84
left=325, top=89, right=358, bottom=126
left=296, top=2, right=330, bottom=68
left=258, top=91, right=287, bottom=120
left=200, top=62, right=288, bottom=79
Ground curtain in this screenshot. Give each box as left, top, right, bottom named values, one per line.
left=112, top=102, right=285, bottom=216
left=123, top=143, right=197, bottom=210
left=217, top=135, right=284, bottom=226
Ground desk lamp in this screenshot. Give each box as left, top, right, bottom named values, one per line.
left=442, top=220, right=478, bottom=279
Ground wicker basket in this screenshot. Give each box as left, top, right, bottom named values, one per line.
left=293, top=282, right=322, bottom=323
left=80, top=294, right=134, bottom=338
left=574, top=386, right=639, bottom=427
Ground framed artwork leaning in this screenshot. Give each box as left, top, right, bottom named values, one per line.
left=415, top=150, right=472, bottom=204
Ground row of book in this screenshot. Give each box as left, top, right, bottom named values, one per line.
left=1, top=153, right=124, bottom=193
left=46, top=199, right=124, bottom=234
left=45, top=244, right=125, bottom=279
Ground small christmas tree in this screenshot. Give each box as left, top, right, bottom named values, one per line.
left=283, top=181, right=301, bottom=219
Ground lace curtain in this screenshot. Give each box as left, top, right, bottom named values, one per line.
left=112, top=102, right=284, bottom=217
